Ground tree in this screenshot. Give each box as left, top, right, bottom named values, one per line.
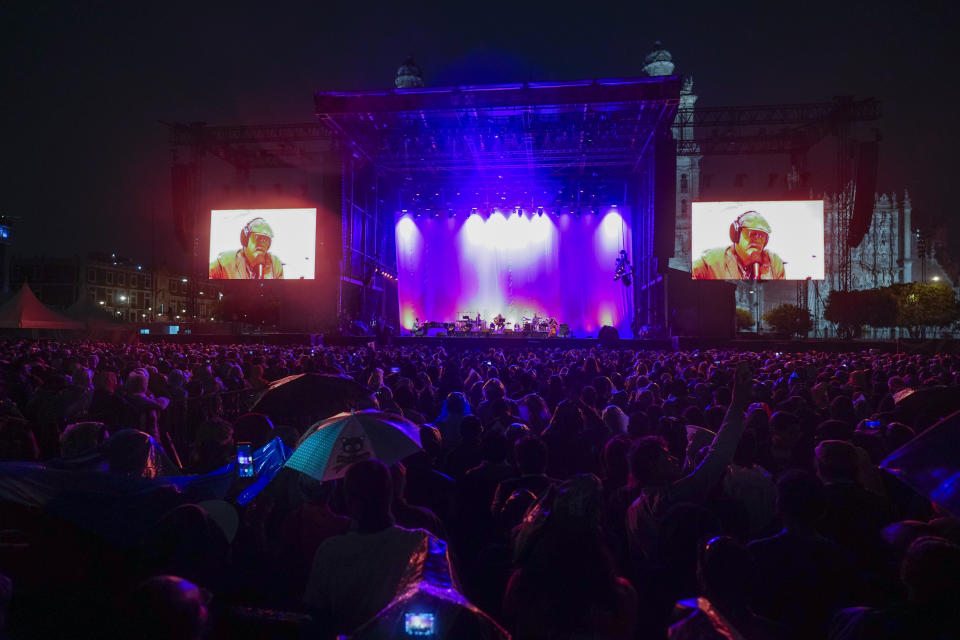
left=735, top=307, right=754, bottom=331
left=824, top=290, right=863, bottom=338
left=763, top=303, right=812, bottom=337
left=824, top=288, right=899, bottom=338
left=887, top=282, right=958, bottom=338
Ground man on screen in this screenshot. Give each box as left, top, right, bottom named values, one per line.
left=209, top=217, right=285, bottom=279
left=692, top=210, right=785, bottom=280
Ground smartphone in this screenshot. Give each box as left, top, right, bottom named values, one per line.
left=404, top=613, right=435, bottom=636
left=237, top=442, right=255, bottom=478
left=390, top=367, right=401, bottom=374
left=864, top=420, right=883, bottom=430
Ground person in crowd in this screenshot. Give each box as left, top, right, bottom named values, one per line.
left=435, top=391, right=471, bottom=449
left=0, top=340, right=957, bottom=640
left=123, top=575, right=210, bottom=640
left=669, top=536, right=787, bottom=640
left=389, top=462, right=445, bottom=539
left=503, top=474, right=638, bottom=639
left=749, top=471, right=858, bottom=637
left=277, top=474, right=351, bottom=602
left=830, top=536, right=960, bottom=640
left=491, top=435, right=556, bottom=519
left=303, top=460, right=433, bottom=636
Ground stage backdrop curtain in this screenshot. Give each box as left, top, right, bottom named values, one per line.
left=395, top=208, right=632, bottom=336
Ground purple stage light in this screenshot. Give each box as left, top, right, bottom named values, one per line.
left=396, top=208, right=632, bottom=336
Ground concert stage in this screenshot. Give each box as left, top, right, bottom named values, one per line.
left=315, top=76, right=685, bottom=340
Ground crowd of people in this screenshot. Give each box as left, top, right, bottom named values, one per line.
left=0, top=339, right=958, bottom=639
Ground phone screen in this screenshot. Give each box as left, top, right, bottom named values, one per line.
left=237, top=442, right=254, bottom=478
left=404, top=613, right=435, bottom=636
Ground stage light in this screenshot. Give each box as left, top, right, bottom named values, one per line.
left=118, top=295, right=126, bottom=302
left=536, top=207, right=544, bottom=217
left=933, top=276, right=941, bottom=281
left=471, top=207, right=479, bottom=216
left=181, top=278, right=188, bottom=283
left=99, top=301, right=105, bottom=305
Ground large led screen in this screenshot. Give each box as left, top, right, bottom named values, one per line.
left=209, top=208, right=316, bottom=280
left=690, top=200, right=824, bottom=280
left=395, top=208, right=633, bottom=336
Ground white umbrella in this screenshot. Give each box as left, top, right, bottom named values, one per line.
left=284, top=410, right=422, bottom=482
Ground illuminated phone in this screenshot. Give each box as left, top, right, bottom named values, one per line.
left=404, top=612, right=435, bottom=636
left=237, top=442, right=254, bottom=478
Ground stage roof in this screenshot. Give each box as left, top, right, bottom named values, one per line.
left=314, top=76, right=681, bottom=173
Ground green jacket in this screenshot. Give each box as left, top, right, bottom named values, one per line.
left=692, top=246, right=785, bottom=280
left=209, top=250, right=284, bottom=279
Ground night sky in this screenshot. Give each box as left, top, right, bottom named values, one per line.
left=2, top=1, right=956, bottom=273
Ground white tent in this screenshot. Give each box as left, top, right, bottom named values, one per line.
left=0, top=284, right=84, bottom=330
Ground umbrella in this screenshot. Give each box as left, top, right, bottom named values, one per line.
left=881, top=409, right=960, bottom=518
left=350, top=535, right=509, bottom=640
left=285, top=410, right=422, bottom=482
left=250, top=373, right=373, bottom=420
left=893, top=386, right=960, bottom=422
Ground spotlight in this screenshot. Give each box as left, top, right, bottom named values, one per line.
left=471, top=207, right=478, bottom=216
left=536, top=207, right=544, bottom=217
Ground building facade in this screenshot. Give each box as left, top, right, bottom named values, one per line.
left=643, top=44, right=934, bottom=335
left=10, top=254, right=221, bottom=324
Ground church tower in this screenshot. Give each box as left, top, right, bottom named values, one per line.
left=395, top=56, right=424, bottom=88
left=643, top=42, right=701, bottom=271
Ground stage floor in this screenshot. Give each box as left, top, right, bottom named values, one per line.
left=391, top=336, right=672, bottom=350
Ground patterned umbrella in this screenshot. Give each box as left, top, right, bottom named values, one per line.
left=284, top=410, right=422, bottom=482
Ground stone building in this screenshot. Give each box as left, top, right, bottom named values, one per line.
left=10, top=254, right=220, bottom=325
left=642, top=43, right=935, bottom=335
